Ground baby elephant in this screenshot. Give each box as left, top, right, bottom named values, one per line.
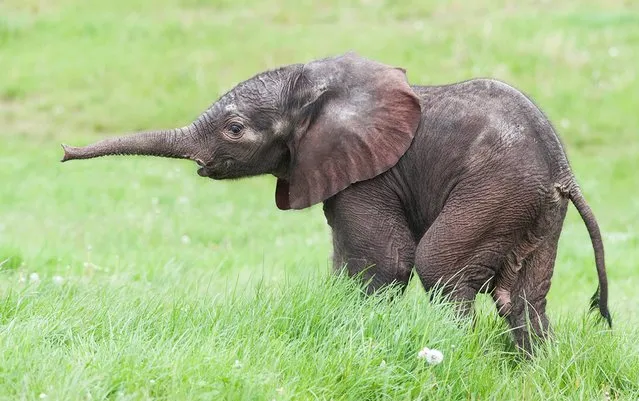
left=62, top=52, right=611, bottom=353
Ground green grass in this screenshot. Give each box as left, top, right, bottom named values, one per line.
left=1, top=0, right=638, bottom=399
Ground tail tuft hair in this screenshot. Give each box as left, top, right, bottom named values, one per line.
left=589, top=286, right=612, bottom=328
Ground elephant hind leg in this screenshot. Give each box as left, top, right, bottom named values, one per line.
left=492, top=230, right=546, bottom=318
left=413, top=182, right=559, bottom=325
left=414, top=199, right=511, bottom=318
left=503, top=203, right=567, bottom=355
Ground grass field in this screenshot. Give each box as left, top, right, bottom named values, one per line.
left=1, top=0, right=639, bottom=399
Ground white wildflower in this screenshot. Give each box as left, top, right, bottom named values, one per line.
left=52, top=275, right=65, bottom=285
left=29, top=272, right=40, bottom=284
left=181, top=235, right=191, bottom=245
left=417, top=347, right=444, bottom=365
left=149, top=379, right=156, bottom=384
left=379, top=360, right=387, bottom=368
left=39, top=394, right=47, bottom=399
left=233, top=360, right=242, bottom=369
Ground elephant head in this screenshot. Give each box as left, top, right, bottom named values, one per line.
left=61, top=53, right=422, bottom=210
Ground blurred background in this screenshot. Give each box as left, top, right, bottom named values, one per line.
left=1, top=0, right=637, bottom=317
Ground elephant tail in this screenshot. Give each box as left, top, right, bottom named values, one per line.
left=568, top=184, right=612, bottom=328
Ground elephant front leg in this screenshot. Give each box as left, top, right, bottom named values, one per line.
left=322, top=181, right=417, bottom=294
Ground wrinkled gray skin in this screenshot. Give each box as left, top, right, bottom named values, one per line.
left=61, top=53, right=611, bottom=354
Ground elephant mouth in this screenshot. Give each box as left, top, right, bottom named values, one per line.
left=275, top=178, right=291, bottom=210
left=196, top=159, right=236, bottom=180
left=197, top=167, right=211, bottom=177
left=197, top=166, right=226, bottom=179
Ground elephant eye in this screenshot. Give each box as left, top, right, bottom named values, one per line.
left=228, top=123, right=243, bottom=135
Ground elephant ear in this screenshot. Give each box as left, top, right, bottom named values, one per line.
left=275, top=52, right=422, bottom=210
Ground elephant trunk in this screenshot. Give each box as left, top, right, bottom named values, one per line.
left=61, top=125, right=199, bottom=163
